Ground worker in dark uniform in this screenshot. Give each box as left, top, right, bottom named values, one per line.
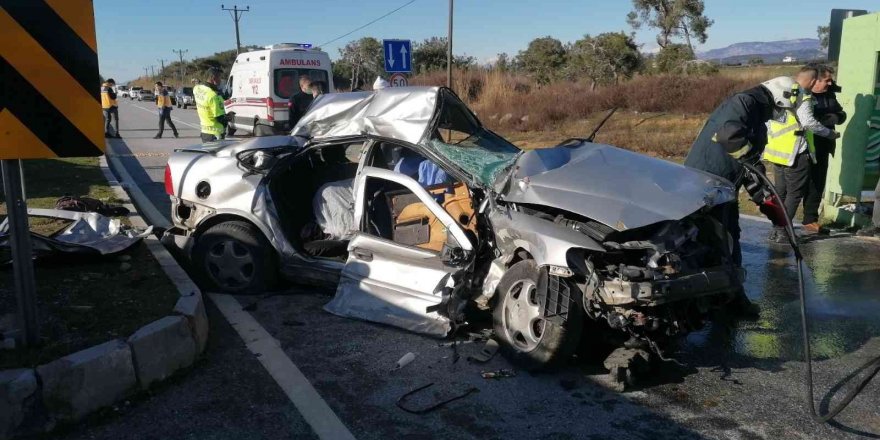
left=684, top=77, right=798, bottom=316
left=802, top=64, right=847, bottom=233
left=288, top=75, right=314, bottom=129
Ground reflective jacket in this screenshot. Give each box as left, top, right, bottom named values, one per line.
left=194, top=84, right=226, bottom=137
left=762, top=109, right=814, bottom=166
left=101, top=83, right=117, bottom=109
left=685, top=85, right=773, bottom=183
left=156, top=89, right=173, bottom=108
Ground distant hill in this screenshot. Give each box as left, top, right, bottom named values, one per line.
left=698, top=38, right=826, bottom=64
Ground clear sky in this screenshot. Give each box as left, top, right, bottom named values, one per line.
left=94, top=0, right=877, bottom=82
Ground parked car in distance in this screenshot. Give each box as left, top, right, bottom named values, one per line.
left=129, top=86, right=143, bottom=100
left=138, top=89, right=155, bottom=102
left=117, top=85, right=129, bottom=98
left=175, top=87, right=195, bottom=109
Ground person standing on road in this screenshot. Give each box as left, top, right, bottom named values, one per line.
left=153, top=82, right=179, bottom=139
left=288, top=75, right=314, bottom=129
left=101, top=78, right=121, bottom=138
left=684, top=76, right=801, bottom=316
left=310, top=81, right=325, bottom=99
left=764, top=66, right=840, bottom=242
left=802, top=64, right=847, bottom=234
left=193, top=67, right=228, bottom=142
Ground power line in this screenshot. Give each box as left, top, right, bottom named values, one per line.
left=319, top=0, right=418, bottom=48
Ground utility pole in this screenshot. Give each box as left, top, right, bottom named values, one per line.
left=173, top=49, right=188, bottom=86
left=447, top=0, right=453, bottom=88
left=157, top=59, right=167, bottom=81
left=221, top=4, right=250, bottom=54
left=143, top=67, right=149, bottom=78
left=150, top=65, right=156, bottom=78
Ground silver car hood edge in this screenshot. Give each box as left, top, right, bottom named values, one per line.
left=501, top=142, right=736, bottom=231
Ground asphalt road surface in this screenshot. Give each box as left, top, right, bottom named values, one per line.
left=63, top=98, right=880, bottom=440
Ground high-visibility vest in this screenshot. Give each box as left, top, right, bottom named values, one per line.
left=156, top=91, right=173, bottom=108
left=100, top=83, right=117, bottom=109
left=762, top=109, right=816, bottom=166
left=194, top=84, right=225, bottom=137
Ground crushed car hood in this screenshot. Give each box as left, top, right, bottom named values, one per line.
left=501, top=142, right=736, bottom=231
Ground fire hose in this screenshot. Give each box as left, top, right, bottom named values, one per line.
left=739, top=161, right=880, bottom=423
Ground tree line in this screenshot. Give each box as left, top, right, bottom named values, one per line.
left=140, top=1, right=716, bottom=89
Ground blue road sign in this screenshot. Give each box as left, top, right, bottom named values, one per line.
left=383, top=39, right=412, bottom=73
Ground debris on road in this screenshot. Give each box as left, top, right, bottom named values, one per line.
left=467, top=339, right=499, bottom=363
left=55, top=195, right=130, bottom=217
left=481, top=369, right=516, bottom=379
left=396, top=382, right=479, bottom=414
left=0, top=209, right=152, bottom=264
left=392, top=352, right=417, bottom=371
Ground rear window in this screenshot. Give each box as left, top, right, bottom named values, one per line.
left=273, top=68, right=329, bottom=99
left=132, top=87, right=143, bottom=91
left=182, top=87, right=193, bottom=94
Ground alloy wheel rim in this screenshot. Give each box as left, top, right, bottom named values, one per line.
left=205, top=239, right=255, bottom=289
left=501, top=279, right=546, bottom=352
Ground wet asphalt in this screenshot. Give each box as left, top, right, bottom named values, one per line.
left=63, top=100, right=880, bottom=439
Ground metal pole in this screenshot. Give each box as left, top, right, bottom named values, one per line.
left=1, top=160, right=39, bottom=347
left=173, top=49, right=188, bottom=86
left=17, top=160, right=25, bottom=201
left=158, top=59, right=167, bottom=81
left=222, top=5, right=250, bottom=55
left=234, top=14, right=241, bottom=54
left=447, top=0, right=453, bottom=88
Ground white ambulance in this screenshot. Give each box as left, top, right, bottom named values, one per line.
left=224, top=43, right=333, bottom=136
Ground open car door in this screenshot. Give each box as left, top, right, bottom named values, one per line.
left=324, top=166, right=474, bottom=337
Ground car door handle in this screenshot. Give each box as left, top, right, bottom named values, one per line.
left=352, top=248, right=373, bottom=262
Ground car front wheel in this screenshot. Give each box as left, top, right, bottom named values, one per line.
left=192, top=221, right=278, bottom=294
left=493, top=259, right=582, bottom=370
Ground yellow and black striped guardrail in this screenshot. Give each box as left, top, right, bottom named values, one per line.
left=0, top=0, right=104, bottom=159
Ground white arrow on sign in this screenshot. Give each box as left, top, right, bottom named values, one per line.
left=400, top=45, right=408, bottom=70
left=387, top=43, right=395, bottom=68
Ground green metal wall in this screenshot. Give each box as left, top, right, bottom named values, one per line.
left=823, top=12, right=880, bottom=225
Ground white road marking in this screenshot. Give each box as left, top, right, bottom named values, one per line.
left=104, top=135, right=355, bottom=440
left=208, top=293, right=357, bottom=440
left=130, top=102, right=201, bottom=130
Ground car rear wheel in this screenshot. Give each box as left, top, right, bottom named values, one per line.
left=493, top=259, right=582, bottom=370
left=192, top=221, right=278, bottom=294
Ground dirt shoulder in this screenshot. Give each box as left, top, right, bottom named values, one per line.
left=0, top=157, right=180, bottom=369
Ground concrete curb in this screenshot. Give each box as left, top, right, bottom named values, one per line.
left=0, top=152, right=209, bottom=439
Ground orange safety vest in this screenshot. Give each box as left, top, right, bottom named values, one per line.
left=101, top=83, right=117, bottom=109
left=156, top=90, right=173, bottom=108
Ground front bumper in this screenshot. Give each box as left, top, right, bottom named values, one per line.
left=598, top=265, right=743, bottom=306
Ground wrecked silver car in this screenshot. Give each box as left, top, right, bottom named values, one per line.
left=164, top=86, right=741, bottom=368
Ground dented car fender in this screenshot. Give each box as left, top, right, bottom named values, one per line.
left=487, top=205, right=603, bottom=273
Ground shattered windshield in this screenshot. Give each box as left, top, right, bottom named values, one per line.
left=427, top=90, right=520, bottom=186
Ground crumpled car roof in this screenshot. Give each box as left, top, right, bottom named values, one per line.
left=291, top=86, right=440, bottom=145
